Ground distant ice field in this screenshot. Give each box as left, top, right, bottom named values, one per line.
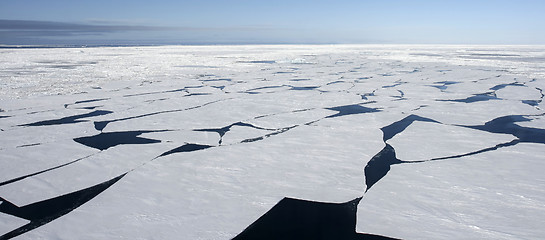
left=1, top=45, right=544, bottom=239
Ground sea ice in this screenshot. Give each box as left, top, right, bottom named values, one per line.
left=1, top=45, right=544, bottom=239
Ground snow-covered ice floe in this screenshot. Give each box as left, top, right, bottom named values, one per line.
left=1, top=45, right=544, bottom=239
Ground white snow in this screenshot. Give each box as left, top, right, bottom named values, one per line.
left=1, top=45, right=544, bottom=239
left=388, top=121, right=516, bottom=161
left=0, top=212, right=29, bottom=236
left=357, top=143, right=545, bottom=240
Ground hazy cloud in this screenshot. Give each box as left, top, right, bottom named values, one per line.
left=0, top=19, right=175, bottom=44
left=0, top=19, right=176, bottom=34
left=0, top=19, right=282, bottom=45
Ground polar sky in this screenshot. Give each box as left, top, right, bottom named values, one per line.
left=1, top=0, right=545, bottom=45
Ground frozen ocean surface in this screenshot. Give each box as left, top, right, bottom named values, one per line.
left=1, top=45, right=544, bottom=239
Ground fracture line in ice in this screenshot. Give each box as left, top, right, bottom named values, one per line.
left=363, top=113, right=545, bottom=193
left=0, top=154, right=96, bottom=187
left=232, top=197, right=398, bottom=240
left=0, top=173, right=125, bottom=240
left=18, top=110, right=113, bottom=127
left=93, top=98, right=230, bottom=131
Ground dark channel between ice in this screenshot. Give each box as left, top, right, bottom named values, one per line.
left=5, top=70, right=543, bottom=239
left=236, top=60, right=276, bottom=64
left=19, top=110, right=113, bottom=127
left=232, top=197, right=398, bottom=240
left=64, top=98, right=110, bottom=108
left=397, top=90, right=404, bottom=98
left=289, top=86, right=319, bottom=91
left=429, top=139, right=521, bottom=161
left=325, top=104, right=380, bottom=118
left=430, top=81, right=460, bottom=91
left=75, top=106, right=103, bottom=110
left=462, top=114, right=545, bottom=144
left=0, top=173, right=126, bottom=240
left=522, top=100, right=540, bottom=106
left=15, top=143, right=41, bottom=148
left=360, top=90, right=376, bottom=100
left=200, top=78, right=232, bottom=82
left=489, top=82, right=525, bottom=91
left=364, top=144, right=402, bottom=192
left=240, top=126, right=297, bottom=143
left=122, top=86, right=203, bottom=97
left=158, top=143, right=213, bottom=157
left=363, top=115, right=439, bottom=191
left=74, top=130, right=168, bottom=150
left=382, top=81, right=406, bottom=88
left=364, top=113, right=545, bottom=193
left=0, top=154, right=94, bottom=187
left=438, top=92, right=499, bottom=103
left=93, top=99, right=225, bottom=131
left=523, top=87, right=544, bottom=106
left=327, top=80, right=346, bottom=85
left=381, top=114, right=440, bottom=142
left=195, top=122, right=275, bottom=145
left=245, top=85, right=284, bottom=93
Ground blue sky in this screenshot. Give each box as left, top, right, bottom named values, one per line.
left=1, top=0, right=544, bottom=45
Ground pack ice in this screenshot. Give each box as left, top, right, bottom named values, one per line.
left=1, top=45, right=544, bottom=239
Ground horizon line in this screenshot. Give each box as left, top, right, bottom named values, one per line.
left=3, top=42, right=545, bottom=49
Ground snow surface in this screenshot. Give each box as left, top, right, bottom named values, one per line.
left=1, top=45, right=544, bottom=239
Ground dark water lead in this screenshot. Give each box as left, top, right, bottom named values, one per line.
left=0, top=154, right=94, bottom=187
left=325, top=104, right=380, bottom=119
left=211, top=85, right=226, bottom=91
left=15, top=143, right=41, bottom=148
left=438, top=92, right=499, bottom=103
left=489, top=82, right=525, bottom=91
left=122, top=86, right=200, bottom=97
left=200, top=78, right=232, bottom=82
left=253, top=108, right=314, bottom=120
left=360, top=91, right=376, bottom=100
left=275, top=71, right=295, bottom=74
left=289, top=86, right=319, bottom=91
left=245, top=85, right=285, bottom=92
left=74, top=130, right=169, bottom=151
left=73, top=105, right=103, bottom=110
left=0, top=173, right=126, bottom=240
left=523, top=87, right=545, bottom=106
left=364, top=113, right=545, bottom=194
left=522, top=100, right=540, bottom=106
left=184, top=93, right=212, bottom=97
left=362, top=139, right=519, bottom=193
left=430, top=85, right=448, bottom=91
left=391, top=90, right=405, bottom=100
left=236, top=60, right=277, bottom=64
left=157, top=143, right=213, bottom=158
left=240, top=125, right=298, bottom=144
left=368, top=110, right=545, bottom=189
left=195, top=122, right=275, bottom=145
left=19, top=110, right=113, bottom=127
left=382, top=81, right=407, bottom=88
left=429, top=139, right=520, bottom=161
left=463, top=114, right=545, bottom=144
left=290, top=78, right=311, bottom=82
left=64, top=98, right=110, bottom=108
left=364, top=144, right=403, bottom=192
left=429, top=81, right=460, bottom=91
left=233, top=197, right=398, bottom=240
left=364, top=115, right=440, bottom=192
left=326, top=80, right=346, bottom=85
left=93, top=99, right=226, bottom=131
left=434, top=81, right=460, bottom=85
left=381, top=114, right=440, bottom=142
